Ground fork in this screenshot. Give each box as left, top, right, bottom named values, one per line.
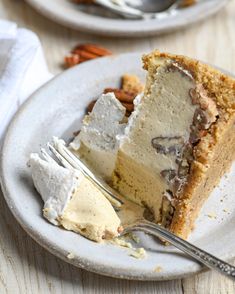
left=45, top=137, right=235, bottom=280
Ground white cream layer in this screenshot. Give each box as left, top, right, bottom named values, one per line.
left=71, top=93, right=126, bottom=180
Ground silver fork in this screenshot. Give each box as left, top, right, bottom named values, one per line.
left=46, top=137, right=235, bottom=280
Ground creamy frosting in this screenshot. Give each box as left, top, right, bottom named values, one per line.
left=28, top=153, right=81, bottom=225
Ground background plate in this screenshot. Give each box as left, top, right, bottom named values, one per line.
left=24, top=0, right=229, bottom=37
left=1, top=53, right=235, bottom=281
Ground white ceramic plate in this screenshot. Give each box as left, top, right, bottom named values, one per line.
left=1, top=53, right=235, bottom=281
left=24, top=0, right=229, bottom=37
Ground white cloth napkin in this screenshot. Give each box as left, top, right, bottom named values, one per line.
left=0, top=20, right=53, bottom=141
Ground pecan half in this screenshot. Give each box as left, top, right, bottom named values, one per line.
left=103, top=88, right=135, bottom=103
left=84, top=74, right=143, bottom=120
left=73, top=44, right=112, bottom=57
left=180, top=0, right=195, bottom=7
left=86, top=99, right=133, bottom=115
left=64, top=43, right=112, bottom=68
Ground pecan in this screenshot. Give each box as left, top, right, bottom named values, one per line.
left=189, top=88, right=198, bottom=105
left=103, top=88, right=135, bottom=103
left=178, top=159, right=190, bottom=178
left=87, top=100, right=96, bottom=113
left=121, top=102, right=134, bottom=113
left=180, top=0, right=195, bottom=7
left=151, top=136, right=184, bottom=156
left=65, top=43, right=112, bottom=68
left=84, top=73, right=143, bottom=118
left=73, top=130, right=81, bottom=137
left=72, top=49, right=98, bottom=61
left=86, top=99, right=133, bottom=115
left=161, top=169, right=176, bottom=183
left=73, top=44, right=112, bottom=57
left=64, top=55, right=80, bottom=67
left=193, top=108, right=209, bottom=128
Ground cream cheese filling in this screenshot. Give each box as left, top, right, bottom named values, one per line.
left=28, top=154, right=121, bottom=242
left=59, top=176, right=121, bottom=242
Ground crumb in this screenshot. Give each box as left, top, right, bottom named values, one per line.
left=154, top=266, right=163, bottom=273
left=223, top=208, right=230, bottom=213
left=111, top=237, right=133, bottom=248
left=121, top=74, right=144, bottom=95
left=207, top=212, right=217, bottom=219
left=126, top=233, right=140, bottom=244
left=129, top=248, right=146, bottom=259
left=67, top=252, right=75, bottom=259
left=131, top=234, right=140, bottom=244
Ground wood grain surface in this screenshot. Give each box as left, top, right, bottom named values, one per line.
left=0, top=0, right=235, bottom=293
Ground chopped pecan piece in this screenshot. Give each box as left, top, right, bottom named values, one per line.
left=161, top=169, right=177, bottom=183
left=151, top=136, right=184, bottom=156
left=87, top=100, right=97, bottom=113
left=103, top=88, right=135, bottom=103
left=121, top=102, right=134, bottom=113
left=64, top=55, right=80, bottom=68
left=166, top=62, right=194, bottom=81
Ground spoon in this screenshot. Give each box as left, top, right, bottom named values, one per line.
left=94, top=0, right=188, bottom=19
left=120, top=0, right=177, bottom=13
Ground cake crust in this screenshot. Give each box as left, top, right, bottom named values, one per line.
left=145, top=51, right=235, bottom=238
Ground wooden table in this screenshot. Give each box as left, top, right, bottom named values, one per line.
left=0, top=0, right=235, bottom=293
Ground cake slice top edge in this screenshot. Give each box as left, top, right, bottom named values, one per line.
left=142, top=50, right=235, bottom=112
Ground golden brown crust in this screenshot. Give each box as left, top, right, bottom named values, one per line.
left=143, top=50, right=235, bottom=239
left=121, top=74, right=144, bottom=96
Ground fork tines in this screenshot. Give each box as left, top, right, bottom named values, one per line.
left=44, top=137, right=123, bottom=209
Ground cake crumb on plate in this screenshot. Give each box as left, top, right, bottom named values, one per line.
left=154, top=266, right=163, bottom=273
left=129, top=248, right=146, bottom=259
left=207, top=212, right=217, bottom=219
left=67, top=252, right=75, bottom=259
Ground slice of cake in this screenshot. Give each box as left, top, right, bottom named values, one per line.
left=28, top=153, right=121, bottom=242
left=113, top=51, right=235, bottom=239
left=70, top=93, right=127, bottom=181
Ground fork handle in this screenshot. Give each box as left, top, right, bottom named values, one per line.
left=125, top=221, right=235, bottom=280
